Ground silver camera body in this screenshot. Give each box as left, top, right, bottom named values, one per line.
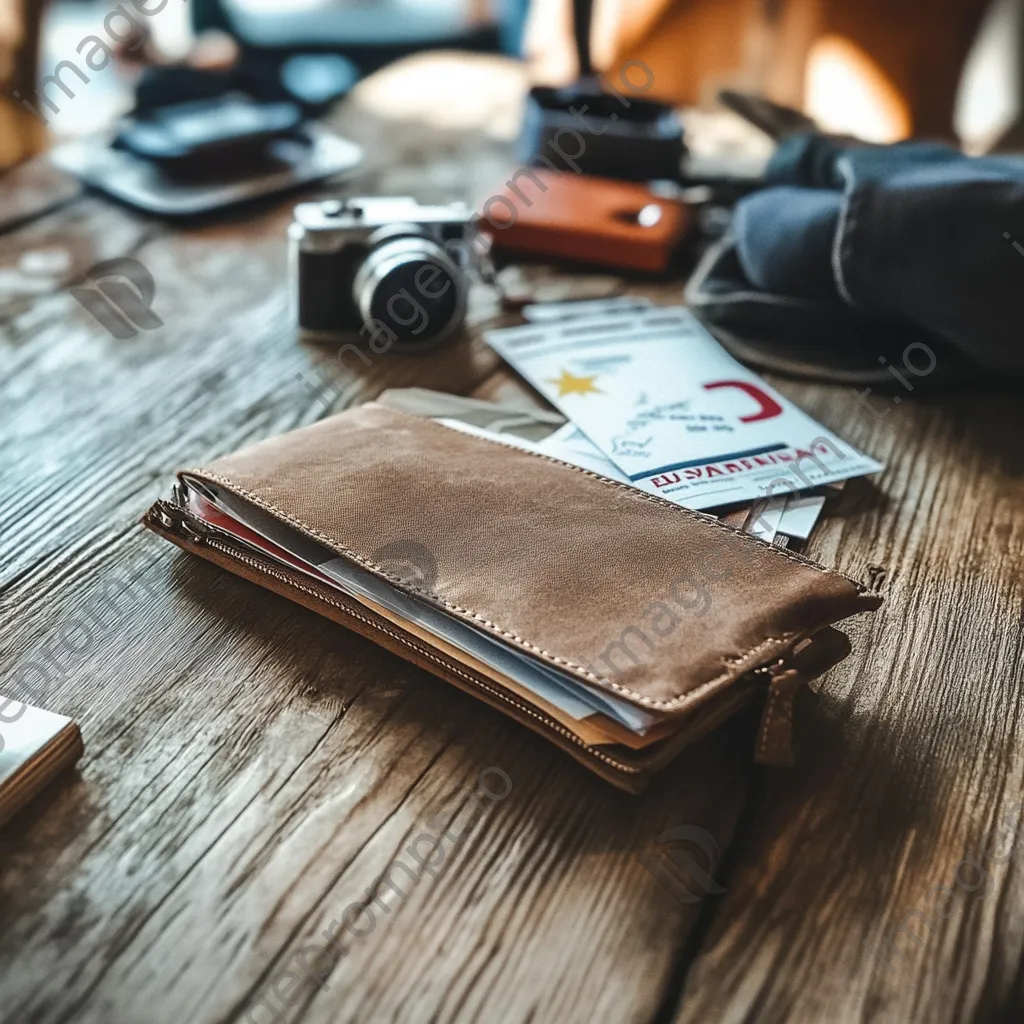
left=289, top=196, right=477, bottom=352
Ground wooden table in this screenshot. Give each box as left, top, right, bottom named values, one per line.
left=2, top=55, right=1023, bottom=1024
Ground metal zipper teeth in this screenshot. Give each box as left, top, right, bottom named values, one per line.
left=149, top=501, right=645, bottom=775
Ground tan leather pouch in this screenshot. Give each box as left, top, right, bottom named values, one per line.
left=143, top=403, right=880, bottom=792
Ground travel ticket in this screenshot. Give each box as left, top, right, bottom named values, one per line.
left=485, top=307, right=883, bottom=511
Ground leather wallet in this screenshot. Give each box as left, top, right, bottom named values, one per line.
left=143, top=403, right=881, bottom=793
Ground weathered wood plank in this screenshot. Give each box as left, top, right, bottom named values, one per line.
left=3, top=50, right=1021, bottom=1024
left=671, top=384, right=1024, bottom=1024
left=0, top=63, right=756, bottom=1024
left=0, top=157, right=79, bottom=235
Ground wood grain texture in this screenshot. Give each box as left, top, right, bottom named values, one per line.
left=1, top=52, right=1022, bottom=1024
left=670, top=383, right=1024, bottom=1024
left=0, top=158, right=79, bottom=232
left=0, top=57, right=753, bottom=1024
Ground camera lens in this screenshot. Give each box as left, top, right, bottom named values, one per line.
left=353, top=236, right=466, bottom=352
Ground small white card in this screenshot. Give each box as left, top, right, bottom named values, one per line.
left=522, top=296, right=653, bottom=323
left=776, top=494, right=826, bottom=540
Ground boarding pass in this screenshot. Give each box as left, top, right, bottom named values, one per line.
left=484, top=307, right=883, bottom=511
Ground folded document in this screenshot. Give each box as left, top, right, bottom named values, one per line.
left=484, top=306, right=883, bottom=511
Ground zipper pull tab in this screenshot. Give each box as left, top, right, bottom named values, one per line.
left=754, top=658, right=803, bottom=767
left=147, top=502, right=208, bottom=545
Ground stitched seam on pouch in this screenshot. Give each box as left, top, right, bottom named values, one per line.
left=192, top=470, right=832, bottom=710
left=404, top=410, right=871, bottom=592
left=204, top=542, right=641, bottom=773
left=189, top=459, right=859, bottom=712
left=757, top=689, right=781, bottom=762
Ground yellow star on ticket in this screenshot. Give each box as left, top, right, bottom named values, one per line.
left=549, top=370, right=602, bottom=397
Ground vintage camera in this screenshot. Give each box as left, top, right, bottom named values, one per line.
left=289, top=196, right=478, bottom=352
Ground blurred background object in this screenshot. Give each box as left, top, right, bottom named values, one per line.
left=0, top=0, right=48, bottom=166
left=527, top=0, right=995, bottom=141
left=3, top=0, right=1024, bottom=172
left=193, top=0, right=508, bottom=58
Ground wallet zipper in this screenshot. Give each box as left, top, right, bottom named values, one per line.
left=147, top=499, right=652, bottom=775
left=148, top=499, right=796, bottom=773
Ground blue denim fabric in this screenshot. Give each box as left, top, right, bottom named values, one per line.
left=688, top=134, right=1024, bottom=381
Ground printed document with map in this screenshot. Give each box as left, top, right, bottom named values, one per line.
left=484, top=306, right=883, bottom=518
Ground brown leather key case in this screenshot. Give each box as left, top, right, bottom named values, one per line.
left=143, top=404, right=881, bottom=792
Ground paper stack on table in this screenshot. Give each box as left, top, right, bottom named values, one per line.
left=0, top=700, right=83, bottom=828
left=481, top=302, right=883, bottom=546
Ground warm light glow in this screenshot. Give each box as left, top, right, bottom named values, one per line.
left=805, top=35, right=910, bottom=143
left=955, top=0, right=1019, bottom=153
left=352, top=52, right=527, bottom=139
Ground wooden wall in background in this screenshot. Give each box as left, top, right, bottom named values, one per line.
left=0, top=0, right=46, bottom=169
left=0, top=0, right=1006, bottom=171
left=533, top=0, right=998, bottom=139
left=823, top=0, right=993, bottom=138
